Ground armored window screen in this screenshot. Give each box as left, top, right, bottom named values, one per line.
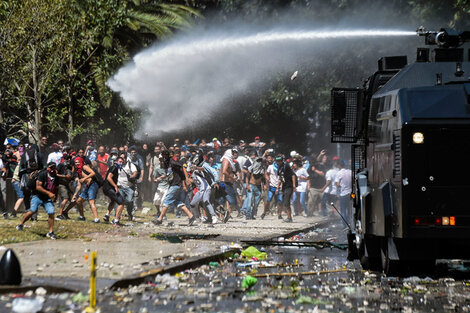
left=351, top=144, right=366, bottom=193
left=393, top=130, right=401, bottom=178
left=331, top=88, right=363, bottom=143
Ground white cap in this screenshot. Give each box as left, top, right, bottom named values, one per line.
left=290, top=151, right=297, bottom=158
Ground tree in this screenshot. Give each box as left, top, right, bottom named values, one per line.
left=0, top=0, right=199, bottom=144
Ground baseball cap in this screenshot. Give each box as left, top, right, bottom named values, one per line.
left=212, top=137, right=218, bottom=141
left=255, top=136, right=260, bottom=140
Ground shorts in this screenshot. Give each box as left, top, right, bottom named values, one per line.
left=153, top=187, right=169, bottom=206
left=79, top=181, right=99, bottom=201
left=12, top=180, right=24, bottom=199
left=58, top=184, right=72, bottom=200
left=104, top=187, right=125, bottom=205
left=267, top=186, right=282, bottom=203
left=30, top=195, right=55, bottom=215
left=163, top=185, right=185, bottom=208
left=282, top=187, right=294, bottom=209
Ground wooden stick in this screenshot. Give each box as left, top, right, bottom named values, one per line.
left=249, top=268, right=350, bottom=278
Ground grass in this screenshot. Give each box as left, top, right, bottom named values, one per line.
left=0, top=200, right=162, bottom=245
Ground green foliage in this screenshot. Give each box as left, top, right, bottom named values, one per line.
left=0, top=0, right=199, bottom=144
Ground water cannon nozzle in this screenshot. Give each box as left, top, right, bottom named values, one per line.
left=417, top=27, right=470, bottom=47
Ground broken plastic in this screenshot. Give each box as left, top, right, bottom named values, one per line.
left=241, top=246, right=267, bottom=260
left=241, top=275, right=258, bottom=289
left=12, top=298, right=43, bottom=313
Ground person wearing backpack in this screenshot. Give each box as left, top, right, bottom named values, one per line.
left=102, top=156, right=127, bottom=225
left=19, top=144, right=44, bottom=221
left=16, top=162, right=59, bottom=239
left=75, top=160, right=101, bottom=223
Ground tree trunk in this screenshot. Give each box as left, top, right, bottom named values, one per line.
left=31, top=46, right=41, bottom=144
left=67, top=87, right=74, bottom=144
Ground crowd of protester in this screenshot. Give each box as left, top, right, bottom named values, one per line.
left=0, top=135, right=352, bottom=239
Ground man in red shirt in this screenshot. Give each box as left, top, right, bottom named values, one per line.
left=96, top=146, right=109, bottom=179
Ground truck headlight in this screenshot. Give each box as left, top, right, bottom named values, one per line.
left=413, top=132, right=424, bottom=144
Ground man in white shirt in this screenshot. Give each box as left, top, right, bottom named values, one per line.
left=261, top=155, right=283, bottom=219
left=292, top=160, right=309, bottom=216
left=47, top=143, right=63, bottom=165
left=335, top=159, right=352, bottom=225
left=117, top=155, right=139, bottom=220
left=320, top=158, right=340, bottom=216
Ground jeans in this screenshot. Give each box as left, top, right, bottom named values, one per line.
left=246, top=184, right=261, bottom=217
left=267, top=186, right=282, bottom=203
left=119, top=186, right=135, bottom=216
left=292, top=191, right=308, bottom=215
left=30, top=195, right=55, bottom=214
left=162, top=185, right=185, bottom=208
left=79, top=181, right=99, bottom=200
left=12, top=181, right=24, bottom=199
left=223, top=182, right=239, bottom=209
left=340, top=194, right=352, bottom=226
left=321, top=193, right=338, bottom=216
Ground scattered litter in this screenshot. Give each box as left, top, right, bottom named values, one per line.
left=72, top=292, right=89, bottom=304
left=241, top=246, right=267, bottom=260
left=11, top=298, right=43, bottom=313
left=241, top=275, right=258, bottom=289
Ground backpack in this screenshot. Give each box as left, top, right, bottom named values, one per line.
left=128, top=161, right=141, bottom=181
left=26, top=170, right=43, bottom=191
left=25, top=149, right=39, bottom=171
left=93, top=166, right=104, bottom=187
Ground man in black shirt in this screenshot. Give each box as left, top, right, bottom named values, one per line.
left=16, top=162, right=59, bottom=239
left=102, top=156, right=126, bottom=225
left=307, top=160, right=326, bottom=216
left=276, top=156, right=296, bottom=223
left=153, top=150, right=195, bottom=226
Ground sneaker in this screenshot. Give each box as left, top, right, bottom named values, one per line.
left=212, top=216, right=219, bottom=224
left=55, top=215, right=66, bottom=221
left=77, top=216, right=86, bottom=221
left=128, top=214, right=133, bottom=221
left=260, top=213, right=266, bottom=220
left=202, top=218, right=212, bottom=224
left=188, top=216, right=196, bottom=226
left=31, top=216, right=38, bottom=222
left=62, top=212, right=69, bottom=220
left=223, top=211, right=231, bottom=223
left=11, top=212, right=17, bottom=218
left=3, top=212, right=8, bottom=219
left=283, top=217, right=293, bottom=223
left=93, top=218, right=100, bottom=223
left=302, top=213, right=308, bottom=217
left=16, top=224, right=23, bottom=231
left=103, top=215, right=110, bottom=223
left=112, top=219, right=121, bottom=227
left=278, top=215, right=283, bottom=220
left=152, top=219, right=162, bottom=225
left=46, top=232, right=58, bottom=240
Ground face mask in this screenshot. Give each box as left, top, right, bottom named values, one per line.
left=116, top=163, right=122, bottom=169
left=47, top=168, right=57, bottom=176
left=130, top=154, right=137, bottom=161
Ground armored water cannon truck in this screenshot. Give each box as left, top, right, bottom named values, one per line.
left=330, top=28, right=470, bottom=274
